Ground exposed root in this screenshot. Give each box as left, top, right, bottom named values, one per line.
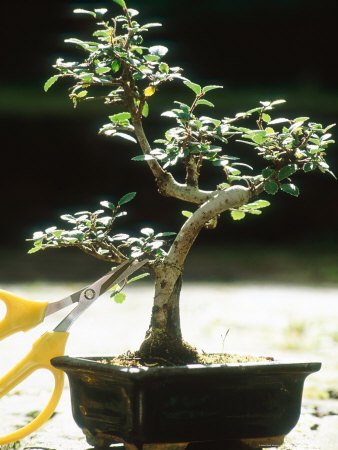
left=137, top=330, right=199, bottom=366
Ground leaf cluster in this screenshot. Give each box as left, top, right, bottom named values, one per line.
left=133, top=82, right=227, bottom=168
left=133, top=89, right=334, bottom=210
left=40, top=0, right=335, bottom=239
left=230, top=200, right=270, bottom=221
left=28, top=193, right=175, bottom=262
left=44, top=0, right=185, bottom=142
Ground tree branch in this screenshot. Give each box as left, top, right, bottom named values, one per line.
left=132, top=119, right=166, bottom=179
left=184, top=155, right=199, bottom=188
left=166, top=185, right=251, bottom=268
left=37, top=242, right=126, bottom=264
left=132, top=119, right=222, bottom=203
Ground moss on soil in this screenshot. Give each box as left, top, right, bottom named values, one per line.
left=100, top=352, right=272, bottom=368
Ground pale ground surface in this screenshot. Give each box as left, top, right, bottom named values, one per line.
left=0, top=282, right=337, bottom=449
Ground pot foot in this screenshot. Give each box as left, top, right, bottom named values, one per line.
left=123, top=437, right=284, bottom=450
left=175, top=436, right=285, bottom=450
left=125, top=444, right=188, bottom=450
left=240, top=435, right=285, bottom=448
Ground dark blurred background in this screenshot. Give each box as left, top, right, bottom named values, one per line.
left=0, top=0, right=337, bottom=282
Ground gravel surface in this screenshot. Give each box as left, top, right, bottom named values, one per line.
left=0, top=282, right=337, bottom=449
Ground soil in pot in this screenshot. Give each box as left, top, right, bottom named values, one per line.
left=99, top=351, right=273, bottom=368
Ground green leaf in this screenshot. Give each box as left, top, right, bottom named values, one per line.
left=113, top=0, right=127, bottom=9
left=147, top=240, right=163, bottom=250
left=142, top=101, right=149, bottom=118
left=281, top=183, right=299, bottom=197
left=196, top=99, right=214, bottom=107
left=303, top=162, right=316, bottom=172
left=289, top=121, right=305, bottom=133
left=144, top=54, right=160, bottom=62
left=74, top=8, right=96, bottom=17
left=94, top=8, right=108, bottom=15
left=69, top=231, right=85, bottom=242
left=231, top=210, right=245, bottom=220
left=114, top=132, right=137, bottom=143
left=114, top=292, right=127, bottom=304
left=242, top=200, right=270, bottom=210
left=264, top=181, right=279, bottom=195
left=44, top=75, right=60, bottom=92
left=93, top=30, right=110, bottom=38
left=100, top=200, right=115, bottom=210
left=149, top=45, right=168, bottom=56
left=112, top=59, right=120, bottom=72
left=202, top=85, right=223, bottom=94
left=77, top=90, right=88, bottom=98
left=278, top=164, right=297, bottom=181
left=268, top=118, right=290, bottom=125
left=161, top=111, right=177, bottom=118
left=127, top=273, right=150, bottom=284
left=96, top=66, right=111, bottom=75
left=33, top=231, right=45, bottom=239
left=79, top=72, right=94, bottom=82
left=251, top=130, right=267, bottom=144
left=233, top=162, right=253, bottom=171
left=159, top=63, right=169, bottom=73
left=109, top=112, right=131, bottom=122
left=131, top=249, right=144, bottom=258
left=255, top=200, right=270, bottom=208
left=262, top=168, right=275, bottom=179
left=118, top=192, right=136, bottom=206
left=218, top=182, right=231, bottom=190
left=51, top=230, right=63, bottom=238
left=28, top=247, right=42, bottom=254
left=182, top=210, right=193, bottom=218
left=142, top=23, right=162, bottom=29
left=321, top=133, right=332, bottom=142
left=111, top=233, right=129, bottom=241
left=262, top=113, right=271, bottom=123
left=271, top=99, right=286, bottom=106
left=127, top=8, right=139, bottom=16
left=183, top=80, right=202, bottom=95
left=141, top=227, right=154, bottom=236
left=64, top=39, right=97, bottom=51
left=240, top=203, right=257, bottom=210
left=60, top=214, right=76, bottom=222
left=132, top=154, right=154, bottom=161
left=323, top=123, right=336, bottom=133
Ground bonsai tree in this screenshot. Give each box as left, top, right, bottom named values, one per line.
left=30, top=0, right=335, bottom=365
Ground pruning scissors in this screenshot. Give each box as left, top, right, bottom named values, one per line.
left=0, top=259, right=148, bottom=445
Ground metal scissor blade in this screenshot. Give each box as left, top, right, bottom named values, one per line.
left=95, top=259, right=150, bottom=296
left=44, top=292, right=81, bottom=317
left=53, top=259, right=149, bottom=332
left=44, top=260, right=134, bottom=317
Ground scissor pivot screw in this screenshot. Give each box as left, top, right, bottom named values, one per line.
left=84, top=288, right=95, bottom=300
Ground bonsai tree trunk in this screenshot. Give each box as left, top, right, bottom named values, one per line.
left=138, top=266, right=194, bottom=365
left=138, top=184, right=252, bottom=364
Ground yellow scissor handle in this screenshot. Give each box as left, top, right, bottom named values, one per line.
left=0, top=290, right=48, bottom=340
left=0, top=331, right=69, bottom=445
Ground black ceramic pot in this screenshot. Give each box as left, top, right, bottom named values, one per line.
left=51, top=356, right=320, bottom=449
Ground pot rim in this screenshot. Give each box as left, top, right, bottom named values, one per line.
left=51, top=355, right=321, bottom=378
